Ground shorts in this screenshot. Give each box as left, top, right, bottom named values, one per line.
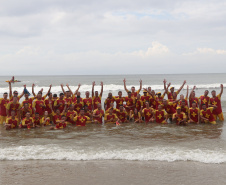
left=0, top=116, right=7, bottom=124
left=213, top=112, right=224, bottom=121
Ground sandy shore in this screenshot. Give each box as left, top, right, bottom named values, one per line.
left=0, top=160, right=226, bottom=185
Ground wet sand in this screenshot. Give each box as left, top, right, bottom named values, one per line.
left=0, top=160, right=226, bottom=185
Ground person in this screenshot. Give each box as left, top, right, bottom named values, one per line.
left=189, top=86, right=199, bottom=108
left=124, top=91, right=135, bottom=114
left=8, top=82, right=25, bottom=101
left=0, top=92, right=9, bottom=124
left=172, top=107, right=186, bottom=125
left=105, top=103, right=117, bottom=114
left=163, top=79, right=186, bottom=100
left=142, top=101, right=154, bottom=123
left=21, top=92, right=35, bottom=111
left=54, top=93, right=66, bottom=113
left=93, top=103, right=104, bottom=124
left=72, top=84, right=81, bottom=102
left=50, top=115, right=67, bottom=129
left=155, top=91, right=166, bottom=109
left=83, top=91, right=93, bottom=111
left=129, top=108, right=142, bottom=123
left=140, top=90, right=151, bottom=109
left=200, top=104, right=216, bottom=124
left=114, top=91, right=125, bottom=109
left=188, top=102, right=200, bottom=124
left=199, top=90, right=210, bottom=109
left=149, top=90, right=158, bottom=109
left=51, top=102, right=67, bottom=124
left=5, top=110, right=19, bottom=130
left=41, top=111, right=51, bottom=126
left=32, top=84, right=52, bottom=100
left=20, top=103, right=33, bottom=119
left=104, top=108, right=118, bottom=124
left=61, top=84, right=73, bottom=106
left=73, top=108, right=90, bottom=126
left=180, top=100, right=189, bottom=119
left=116, top=105, right=128, bottom=123
left=123, top=78, right=142, bottom=99
left=66, top=104, right=77, bottom=124
left=84, top=105, right=92, bottom=123
left=6, top=96, right=21, bottom=118
left=104, top=92, right=115, bottom=110
left=154, top=105, right=167, bottom=124
left=33, top=112, right=41, bottom=127
left=92, top=81, right=103, bottom=110
left=74, top=96, right=84, bottom=114
left=32, top=92, right=46, bottom=117
left=178, top=85, right=189, bottom=106
left=134, top=94, right=143, bottom=112
left=162, top=99, right=176, bottom=122
left=209, top=84, right=224, bottom=121
left=20, top=112, right=34, bottom=129
left=44, top=92, right=54, bottom=119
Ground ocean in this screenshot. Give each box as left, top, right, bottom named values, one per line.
left=0, top=73, right=226, bottom=185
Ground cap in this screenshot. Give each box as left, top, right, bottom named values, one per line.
left=176, top=107, right=181, bottom=110
left=156, top=92, right=161, bottom=95
left=170, top=87, right=174, bottom=90
left=143, top=90, right=147, bottom=93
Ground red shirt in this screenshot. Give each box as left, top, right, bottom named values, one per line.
left=189, top=108, right=200, bottom=123
left=116, top=109, right=127, bottom=123
left=200, top=108, right=215, bottom=122
left=142, top=108, right=154, bottom=122
left=74, top=102, right=84, bottom=114
left=54, top=99, right=65, bottom=113
left=104, top=97, right=115, bottom=110
left=92, top=96, right=102, bottom=110
left=44, top=99, right=54, bottom=114
left=33, top=99, right=45, bottom=116
left=83, top=98, right=93, bottom=111
left=66, top=110, right=77, bottom=124
left=114, top=96, right=125, bottom=109
left=155, top=110, right=166, bottom=123
left=6, top=117, right=18, bottom=128
left=74, top=116, right=90, bottom=126
left=0, top=98, right=9, bottom=116
left=6, top=101, right=21, bottom=116
left=210, top=95, right=222, bottom=115
left=93, top=109, right=104, bottom=123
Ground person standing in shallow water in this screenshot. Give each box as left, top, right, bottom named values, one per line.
left=209, top=84, right=224, bottom=121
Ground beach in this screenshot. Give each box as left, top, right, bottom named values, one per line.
left=0, top=74, right=226, bottom=184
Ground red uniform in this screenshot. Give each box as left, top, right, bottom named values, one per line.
left=56, top=121, right=67, bottom=129
left=142, top=108, right=154, bottom=122
left=173, top=112, right=186, bottom=125
left=6, top=117, right=18, bottom=129
left=200, top=107, right=215, bottom=122
left=162, top=102, right=176, bottom=115
left=114, top=96, right=125, bottom=109
left=54, top=99, right=65, bottom=113
left=189, top=97, right=199, bottom=108
left=6, top=101, right=21, bottom=116
left=83, top=98, right=93, bottom=111
left=104, top=114, right=118, bottom=123
left=154, top=110, right=167, bottom=123
left=189, top=108, right=200, bottom=123
left=74, top=102, right=84, bottom=114
left=135, top=99, right=143, bottom=112
left=33, top=99, right=45, bottom=116
left=199, top=96, right=210, bottom=109
left=22, top=117, right=34, bottom=129
left=92, top=95, right=102, bottom=110
left=22, top=97, right=35, bottom=110
left=178, top=98, right=188, bottom=107
left=0, top=98, right=9, bottom=116
left=41, top=117, right=51, bottom=126
left=116, top=109, right=127, bottom=123
left=44, top=99, right=54, bottom=114
left=124, top=96, right=135, bottom=112
left=93, top=109, right=104, bottom=123
left=150, top=97, right=157, bottom=109
left=52, top=113, right=62, bottom=124
left=167, top=91, right=179, bottom=100
left=104, top=97, right=115, bottom=110
left=73, top=116, right=90, bottom=126
left=181, top=106, right=189, bottom=116
left=33, top=117, right=41, bottom=126
left=141, top=95, right=150, bottom=108
left=21, top=108, right=33, bottom=119
left=66, top=110, right=77, bottom=124
left=210, top=95, right=222, bottom=115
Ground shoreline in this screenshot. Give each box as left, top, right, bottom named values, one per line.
left=1, top=160, right=226, bottom=185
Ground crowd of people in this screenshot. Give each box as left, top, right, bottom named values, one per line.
left=0, top=79, right=224, bottom=130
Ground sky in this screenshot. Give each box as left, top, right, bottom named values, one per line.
left=0, top=0, right=226, bottom=75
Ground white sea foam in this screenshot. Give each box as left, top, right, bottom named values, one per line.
left=0, top=145, right=226, bottom=164
left=0, top=83, right=224, bottom=95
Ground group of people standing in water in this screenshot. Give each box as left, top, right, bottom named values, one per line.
left=0, top=78, right=224, bottom=130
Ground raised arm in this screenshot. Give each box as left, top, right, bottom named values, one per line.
left=189, top=86, right=196, bottom=99
left=74, top=84, right=81, bottom=95
left=123, top=78, right=129, bottom=92
left=100, top=81, right=103, bottom=97
left=219, top=84, right=223, bottom=97
left=138, top=80, right=142, bottom=92
left=32, top=84, right=36, bottom=97
left=186, top=85, right=189, bottom=99
left=9, top=82, right=12, bottom=98
left=92, top=81, right=95, bottom=97
left=61, top=84, right=66, bottom=95
left=66, top=84, right=73, bottom=95
left=19, top=85, right=26, bottom=98
left=163, top=79, right=167, bottom=92
left=177, top=80, right=186, bottom=94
